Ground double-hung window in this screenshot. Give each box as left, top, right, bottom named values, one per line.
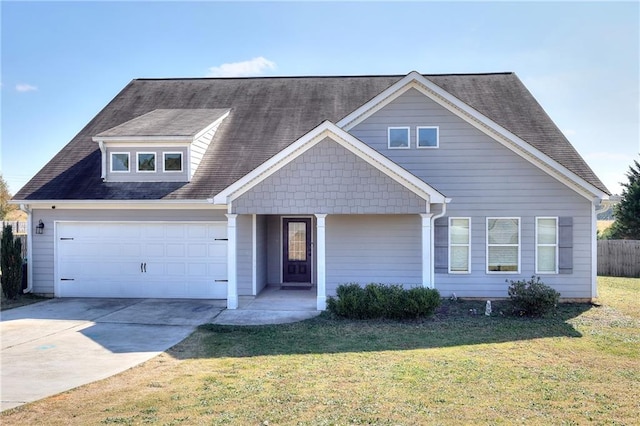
left=536, top=217, right=558, bottom=274
left=449, top=217, right=471, bottom=273
left=487, top=217, right=520, bottom=273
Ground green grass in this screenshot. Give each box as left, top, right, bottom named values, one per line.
left=2, top=277, right=639, bottom=425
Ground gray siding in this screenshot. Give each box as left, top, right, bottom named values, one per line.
left=236, top=214, right=253, bottom=296
left=351, top=88, right=595, bottom=298
left=325, top=215, right=421, bottom=296
left=255, top=215, right=268, bottom=293
left=266, top=215, right=281, bottom=284
left=30, top=208, right=227, bottom=296
left=233, top=137, right=426, bottom=215
left=106, top=146, right=189, bottom=182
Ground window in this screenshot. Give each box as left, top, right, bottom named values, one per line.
left=487, top=217, right=520, bottom=273
left=388, top=127, right=410, bottom=149
left=417, top=126, right=439, bottom=148
left=110, top=153, right=129, bottom=172
left=536, top=217, right=558, bottom=274
left=163, top=152, right=183, bottom=172
left=137, top=152, right=156, bottom=172
left=449, top=217, right=470, bottom=273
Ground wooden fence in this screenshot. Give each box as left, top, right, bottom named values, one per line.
left=597, top=240, right=640, bottom=278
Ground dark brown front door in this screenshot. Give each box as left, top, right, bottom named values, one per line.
left=283, top=218, right=312, bottom=283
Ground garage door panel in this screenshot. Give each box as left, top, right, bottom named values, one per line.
left=166, top=244, right=185, bottom=257
left=145, top=243, right=165, bottom=257
left=56, top=222, right=227, bottom=299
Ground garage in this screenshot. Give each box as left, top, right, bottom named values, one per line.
left=55, top=222, right=227, bottom=299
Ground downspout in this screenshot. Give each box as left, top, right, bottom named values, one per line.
left=19, top=204, right=33, bottom=294
left=430, top=200, right=449, bottom=287
left=98, top=141, right=106, bottom=180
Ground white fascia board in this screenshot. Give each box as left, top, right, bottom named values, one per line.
left=193, top=109, right=230, bottom=140
left=92, top=136, right=193, bottom=144
left=13, top=200, right=226, bottom=210
left=338, top=71, right=606, bottom=201
left=213, top=120, right=447, bottom=205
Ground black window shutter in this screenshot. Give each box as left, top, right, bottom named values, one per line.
left=558, top=217, right=573, bottom=274
left=434, top=218, right=449, bottom=274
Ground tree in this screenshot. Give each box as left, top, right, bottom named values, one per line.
left=1, top=224, right=23, bottom=299
left=0, top=173, right=17, bottom=219
left=607, top=158, right=640, bottom=240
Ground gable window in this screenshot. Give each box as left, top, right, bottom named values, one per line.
left=449, top=217, right=470, bottom=273
left=487, top=217, right=520, bottom=273
left=536, top=217, right=558, bottom=274
left=137, top=152, right=156, bottom=172
left=388, top=127, right=410, bottom=149
left=110, top=153, right=130, bottom=172
left=163, top=152, right=183, bottom=172
left=417, top=126, right=439, bottom=148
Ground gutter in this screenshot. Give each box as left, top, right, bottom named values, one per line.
left=18, top=204, right=33, bottom=294
left=430, top=200, right=449, bottom=288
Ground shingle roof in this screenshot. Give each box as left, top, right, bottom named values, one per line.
left=95, top=108, right=230, bottom=138
left=14, top=73, right=609, bottom=201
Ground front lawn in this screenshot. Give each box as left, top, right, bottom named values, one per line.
left=2, top=277, right=639, bottom=425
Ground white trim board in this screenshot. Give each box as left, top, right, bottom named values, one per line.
left=213, top=120, right=449, bottom=206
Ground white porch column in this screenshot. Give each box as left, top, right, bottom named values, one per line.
left=315, top=214, right=327, bottom=311
left=226, top=214, right=238, bottom=309
left=420, top=213, right=434, bottom=288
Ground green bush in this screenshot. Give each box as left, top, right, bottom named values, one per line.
left=1, top=224, right=23, bottom=300
left=327, top=283, right=441, bottom=320
left=507, top=276, right=560, bottom=317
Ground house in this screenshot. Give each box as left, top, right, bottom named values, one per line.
left=12, top=71, right=610, bottom=310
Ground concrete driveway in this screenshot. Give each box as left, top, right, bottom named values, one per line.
left=0, top=298, right=225, bottom=411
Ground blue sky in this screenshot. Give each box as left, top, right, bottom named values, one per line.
left=2, top=1, right=638, bottom=196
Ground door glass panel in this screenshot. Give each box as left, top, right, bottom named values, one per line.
left=288, top=222, right=307, bottom=261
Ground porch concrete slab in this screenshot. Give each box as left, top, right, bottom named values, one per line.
left=212, top=309, right=320, bottom=326
left=1, top=298, right=223, bottom=412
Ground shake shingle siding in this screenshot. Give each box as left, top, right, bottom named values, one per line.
left=14, top=73, right=608, bottom=201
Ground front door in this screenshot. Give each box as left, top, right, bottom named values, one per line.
left=283, top=218, right=312, bottom=283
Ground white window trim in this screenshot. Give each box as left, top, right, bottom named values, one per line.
left=486, top=217, right=521, bottom=274
left=449, top=217, right=471, bottom=274
left=163, top=151, right=183, bottom=173
left=388, top=126, right=410, bottom=149
left=137, top=152, right=157, bottom=173
left=417, top=126, right=439, bottom=149
left=110, top=152, right=130, bottom=173
left=536, top=216, right=559, bottom=274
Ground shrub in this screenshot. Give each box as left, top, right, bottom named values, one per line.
left=507, top=276, right=560, bottom=317
left=1, top=224, right=23, bottom=300
left=327, top=283, right=441, bottom=320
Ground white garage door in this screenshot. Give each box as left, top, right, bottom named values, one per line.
left=56, top=222, right=227, bottom=299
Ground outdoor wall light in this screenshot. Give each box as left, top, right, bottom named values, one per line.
left=36, top=220, right=45, bottom=235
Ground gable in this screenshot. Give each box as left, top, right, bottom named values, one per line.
left=340, top=72, right=609, bottom=199
left=215, top=121, right=447, bottom=209
left=233, top=137, right=428, bottom=215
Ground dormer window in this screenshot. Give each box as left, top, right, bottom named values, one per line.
left=111, top=153, right=130, bottom=172
left=94, top=108, right=230, bottom=183
left=137, top=153, right=156, bottom=172
left=163, top=152, right=183, bottom=172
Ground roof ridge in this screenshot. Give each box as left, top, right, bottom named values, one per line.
left=133, top=72, right=515, bottom=82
